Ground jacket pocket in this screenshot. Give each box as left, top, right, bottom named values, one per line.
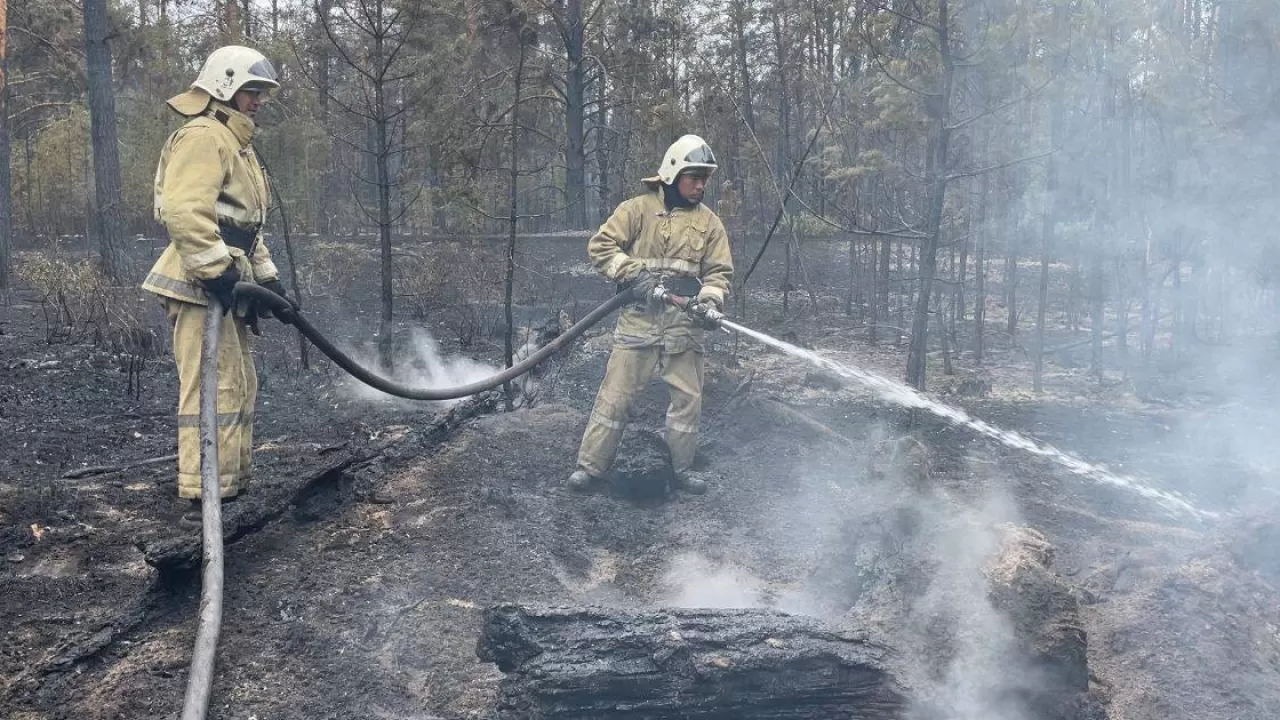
left=678, top=218, right=709, bottom=263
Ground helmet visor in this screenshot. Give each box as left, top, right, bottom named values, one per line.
left=248, top=58, right=280, bottom=84
left=683, top=144, right=716, bottom=165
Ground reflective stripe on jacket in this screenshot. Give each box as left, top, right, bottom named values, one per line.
left=587, top=188, right=734, bottom=352
left=143, top=106, right=278, bottom=307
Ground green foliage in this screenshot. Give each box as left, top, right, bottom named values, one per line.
left=0, top=0, right=1275, bottom=372
left=12, top=110, right=91, bottom=239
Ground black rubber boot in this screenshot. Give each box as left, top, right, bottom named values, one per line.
left=180, top=499, right=203, bottom=527
left=179, top=494, right=239, bottom=527
left=565, top=469, right=598, bottom=492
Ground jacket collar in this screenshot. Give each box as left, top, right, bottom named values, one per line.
left=647, top=187, right=703, bottom=216
left=204, top=104, right=257, bottom=147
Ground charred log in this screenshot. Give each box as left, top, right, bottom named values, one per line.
left=477, top=604, right=907, bottom=719
left=138, top=393, right=498, bottom=576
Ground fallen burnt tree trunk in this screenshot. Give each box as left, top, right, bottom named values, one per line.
left=477, top=604, right=907, bottom=719
left=138, top=392, right=499, bottom=576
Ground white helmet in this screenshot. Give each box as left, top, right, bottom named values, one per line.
left=167, top=45, right=280, bottom=116
left=642, top=134, right=718, bottom=187
left=193, top=45, right=280, bottom=100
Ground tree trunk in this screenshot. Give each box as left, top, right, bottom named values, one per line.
left=0, top=1, right=11, bottom=296
left=866, top=236, right=879, bottom=340
left=733, top=0, right=756, bottom=133
left=84, top=0, right=129, bottom=283
left=562, top=0, right=587, bottom=229
left=1005, top=234, right=1018, bottom=335
left=373, top=0, right=394, bottom=368
left=593, top=73, right=610, bottom=226
left=1089, top=248, right=1104, bottom=380
left=895, top=232, right=904, bottom=346
left=1114, top=257, right=1128, bottom=373
left=939, top=283, right=953, bottom=375
left=1033, top=8, right=1066, bottom=393
left=478, top=604, right=907, bottom=719
left=222, top=0, right=242, bottom=42
left=878, top=232, right=890, bottom=342
left=973, top=151, right=990, bottom=363
left=312, top=0, right=335, bottom=234
left=1171, top=253, right=1183, bottom=362
left=1140, top=247, right=1156, bottom=365
left=956, top=222, right=968, bottom=322
left=503, top=40, right=527, bottom=410
left=783, top=223, right=792, bottom=313
left=905, top=0, right=954, bottom=391
left=845, top=233, right=858, bottom=316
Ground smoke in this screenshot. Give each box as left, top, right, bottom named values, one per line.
left=658, top=552, right=767, bottom=609
left=340, top=327, right=498, bottom=407
left=898, top=488, right=1033, bottom=720
left=651, top=430, right=1046, bottom=719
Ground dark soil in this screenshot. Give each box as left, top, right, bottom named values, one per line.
left=3, top=236, right=1280, bottom=720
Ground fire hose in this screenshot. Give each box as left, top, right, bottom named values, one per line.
left=234, top=282, right=646, bottom=399
left=180, top=280, right=721, bottom=720
left=182, top=295, right=226, bottom=720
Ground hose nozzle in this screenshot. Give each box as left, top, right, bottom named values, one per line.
left=652, top=285, right=726, bottom=330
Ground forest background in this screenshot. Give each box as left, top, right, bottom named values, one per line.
left=0, top=0, right=1276, bottom=390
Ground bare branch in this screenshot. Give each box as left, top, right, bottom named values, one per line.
left=946, top=76, right=1054, bottom=131
left=946, top=148, right=1054, bottom=182
left=389, top=182, right=427, bottom=224
left=870, top=1, right=942, bottom=34
left=317, top=5, right=378, bottom=83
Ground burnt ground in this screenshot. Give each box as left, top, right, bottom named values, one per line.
left=4, top=235, right=1280, bottom=719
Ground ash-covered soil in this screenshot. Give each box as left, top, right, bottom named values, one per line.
left=3, top=236, right=1280, bottom=719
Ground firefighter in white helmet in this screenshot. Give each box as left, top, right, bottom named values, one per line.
left=567, top=134, right=735, bottom=495
left=142, top=45, right=292, bottom=520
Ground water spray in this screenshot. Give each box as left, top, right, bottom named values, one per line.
left=653, top=284, right=1212, bottom=520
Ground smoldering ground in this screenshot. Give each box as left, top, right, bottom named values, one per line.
left=650, top=421, right=1069, bottom=720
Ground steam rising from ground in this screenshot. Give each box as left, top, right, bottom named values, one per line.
left=899, top=489, right=1033, bottom=720
left=341, top=328, right=498, bottom=407
left=659, top=552, right=767, bottom=609
left=655, top=438, right=1041, bottom=719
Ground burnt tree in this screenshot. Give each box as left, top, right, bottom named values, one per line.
left=478, top=604, right=907, bottom=719
left=0, top=0, right=11, bottom=295
left=84, top=0, right=129, bottom=282
left=316, top=0, right=426, bottom=367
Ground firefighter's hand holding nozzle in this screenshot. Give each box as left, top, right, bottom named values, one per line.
left=652, top=285, right=725, bottom=329
left=627, top=269, right=661, bottom=302
left=685, top=298, right=725, bottom=330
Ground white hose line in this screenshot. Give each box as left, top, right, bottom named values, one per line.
left=180, top=297, right=226, bottom=720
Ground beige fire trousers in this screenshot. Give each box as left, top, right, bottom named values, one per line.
left=166, top=298, right=257, bottom=499
left=576, top=345, right=704, bottom=478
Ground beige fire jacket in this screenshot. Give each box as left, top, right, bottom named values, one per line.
left=588, top=187, right=734, bottom=352
left=142, top=105, right=278, bottom=308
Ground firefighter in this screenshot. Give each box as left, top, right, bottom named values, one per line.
left=142, top=46, right=291, bottom=517
left=568, top=135, right=734, bottom=495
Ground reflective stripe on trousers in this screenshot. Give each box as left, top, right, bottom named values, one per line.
left=167, top=298, right=257, bottom=499
left=576, top=345, right=704, bottom=477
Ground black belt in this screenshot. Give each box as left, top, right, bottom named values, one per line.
left=663, top=275, right=703, bottom=297
left=218, top=223, right=260, bottom=256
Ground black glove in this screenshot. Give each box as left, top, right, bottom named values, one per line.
left=260, top=279, right=290, bottom=303
left=685, top=298, right=722, bottom=330
left=245, top=305, right=262, bottom=336
left=257, top=279, right=297, bottom=324
left=199, top=264, right=240, bottom=315
left=627, top=269, right=660, bottom=302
